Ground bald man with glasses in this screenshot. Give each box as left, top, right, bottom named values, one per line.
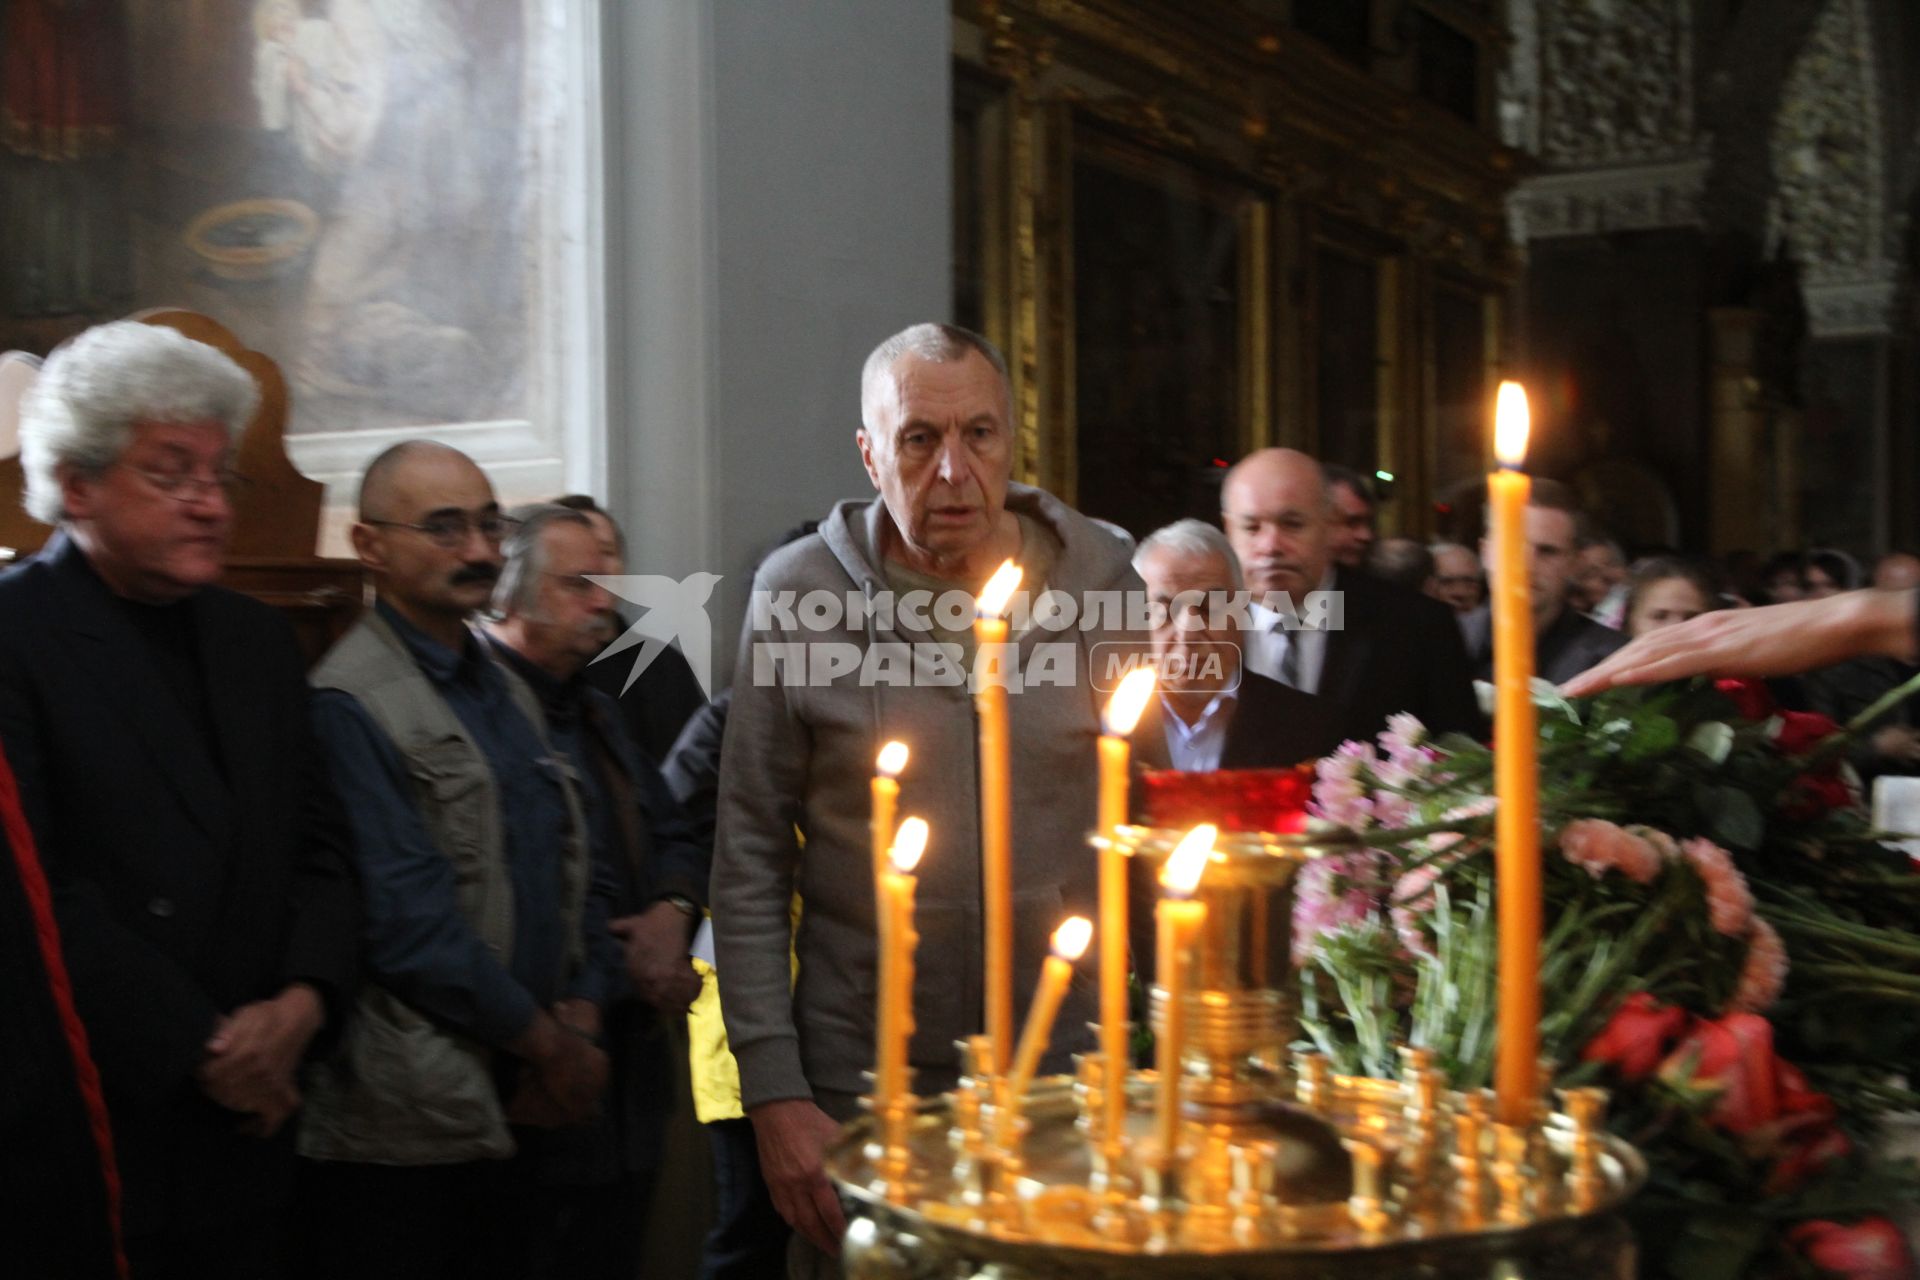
left=298, top=441, right=620, bottom=1279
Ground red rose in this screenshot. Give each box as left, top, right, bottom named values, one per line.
left=1773, top=710, right=1844, bottom=757
left=1765, top=1123, right=1852, bottom=1196
left=1789, top=1217, right=1918, bottom=1280
left=1716, top=678, right=1776, bottom=722
left=1773, top=1060, right=1835, bottom=1122
left=1658, top=1012, right=1780, bottom=1134
left=1782, top=771, right=1856, bottom=822
left=1582, top=993, right=1692, bottom=1081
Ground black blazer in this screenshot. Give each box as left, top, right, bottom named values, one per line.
left=1315, top=567, right=1483, bottom=746
left=0, top=739, right=119, bottom=1280
left=1131, top=670, right=1344, bottom=772
left=0, top=532, right=357, bottom=1236
left=1461, top=602, right=1628, bottom=687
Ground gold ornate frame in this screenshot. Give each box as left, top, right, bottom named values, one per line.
left=953, top=0, right=1520, bottom=535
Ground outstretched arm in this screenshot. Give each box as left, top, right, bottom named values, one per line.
left=1562, top=589, right=1918, bottom=697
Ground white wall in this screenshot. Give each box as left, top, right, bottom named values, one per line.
left=601, top=0, right=952, bottom=684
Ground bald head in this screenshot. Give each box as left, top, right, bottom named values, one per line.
left=349, top=440, right=503, bottom=646
left=1220, top=448, right=1334, bottom=598
left=358, top=439, right=489, bottom=521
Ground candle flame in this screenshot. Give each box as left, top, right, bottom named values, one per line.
left=890, top=816, right=929, bottom=873
left=1161, top=823, right=1216, bottom=896
left=977, top=559, right=1023, bottom=620
left=875, top=740, right=909, bottom=778
left=1102, top=666, right=1157, bottom=736
left=1051, top=915, right=1094, bottom=960
left=1495, top=381, right=1530, bottom=468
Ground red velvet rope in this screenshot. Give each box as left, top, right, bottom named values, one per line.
left=0, top=741, right=128, bottom=1279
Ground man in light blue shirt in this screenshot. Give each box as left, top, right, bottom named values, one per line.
left=1131, top=520, right=1340, bottom=773
left=1136, top=521, right=1244, bottom=771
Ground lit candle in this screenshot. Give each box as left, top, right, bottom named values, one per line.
left=1490, top=381, right=1542, bottom=1126
left=875, top=817, right=929, bottom=1109
left=1155, top=824, right=1214, bottom=1160
left=871, top=741, right=909, bottom=905
left=974, top=559, right=1023, bottom=1072
left=1003, top=916, right=1094, bottom=1119
left=1097, top=668, right=1156, bottom=1145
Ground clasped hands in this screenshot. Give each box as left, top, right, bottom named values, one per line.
left=503, top=998, right=610, bottom=1128
left=196, top=982, right=324, bottom=1138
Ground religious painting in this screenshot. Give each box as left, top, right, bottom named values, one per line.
left=1, top=0, right=596, bottom=495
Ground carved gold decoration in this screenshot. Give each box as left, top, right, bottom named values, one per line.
left=953, top=0, right=1519, bottom=529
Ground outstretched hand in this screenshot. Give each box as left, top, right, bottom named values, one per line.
left=1562, top=589, right=1917, bottom=698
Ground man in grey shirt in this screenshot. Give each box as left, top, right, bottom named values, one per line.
left=711, top=324, right=1143, bottom=1259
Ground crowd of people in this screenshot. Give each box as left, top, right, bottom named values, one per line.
left=4, top=319, right=1917, bottom=1280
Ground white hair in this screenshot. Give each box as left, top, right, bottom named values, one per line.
left=858, top=323, right=1010, bottom=435
left=20, top=321, right=259, bottom=524
left=1134, top=518, right=1245, bottom=590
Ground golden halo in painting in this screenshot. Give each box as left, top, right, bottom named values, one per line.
left=183, top=199, right=319, bottom=282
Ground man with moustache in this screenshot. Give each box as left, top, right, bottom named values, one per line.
left=481, top=504, right=709, bottom=1277
left=712, top=324, right=1144, bottom=1263
left=298, top=443, right=614, bottom=1279
left=1221, top=448, right=1479, bottom=745
left=0, top=320, right=358, bottom=1278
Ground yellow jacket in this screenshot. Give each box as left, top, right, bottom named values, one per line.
left=687, top=896, right=801, bottom=1124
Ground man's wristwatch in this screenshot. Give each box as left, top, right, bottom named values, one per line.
left=661, top=894, right=700, bottom=918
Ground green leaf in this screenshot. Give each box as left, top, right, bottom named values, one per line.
left=1623, top=714, right=1681, bottom=763
left=1658, top=1212, right=1771, bottom=1280
left=1694, top=782, right=1765, bottom=851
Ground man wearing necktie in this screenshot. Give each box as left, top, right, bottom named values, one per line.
left=1221, top=449, right=1481, bottom=747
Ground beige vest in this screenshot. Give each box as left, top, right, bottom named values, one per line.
left=299, top=610, right=589, bottom=1165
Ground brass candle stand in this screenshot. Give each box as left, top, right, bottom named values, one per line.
left=828, top=827, right=1646, bottom=1278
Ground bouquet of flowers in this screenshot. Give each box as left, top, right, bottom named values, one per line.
left=1293, top=678, right=1920, bottom=1280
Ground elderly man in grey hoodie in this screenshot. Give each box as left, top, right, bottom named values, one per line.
left=711, top=324, right=1145, bottom=1261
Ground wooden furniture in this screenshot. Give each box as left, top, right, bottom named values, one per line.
left=0, top=310, right=363, bottom=665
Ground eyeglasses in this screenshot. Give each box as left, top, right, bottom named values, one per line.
left=122, top=464, right=252, bottom=504
left=366, top=513, right=517, bottom=549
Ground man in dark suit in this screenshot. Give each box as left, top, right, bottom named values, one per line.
left=1221, top=449, right=1481, bottom=747
left=0, top=321, right=358, bottom=1277
left=1130, top=519, right=1342, bottom=770
left=1459, top=479, right=1627, bottom=686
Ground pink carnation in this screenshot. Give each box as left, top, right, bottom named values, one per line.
left=1292, top=851, right=1383, bottom=965
left=1558, top=819, right=1663, bottom=885
left=1730, top=917, right=1789, bottom=1013
left=1638, top=828, right=1682, bottom=863
left=1681, top=837, right=1755, bottom=936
